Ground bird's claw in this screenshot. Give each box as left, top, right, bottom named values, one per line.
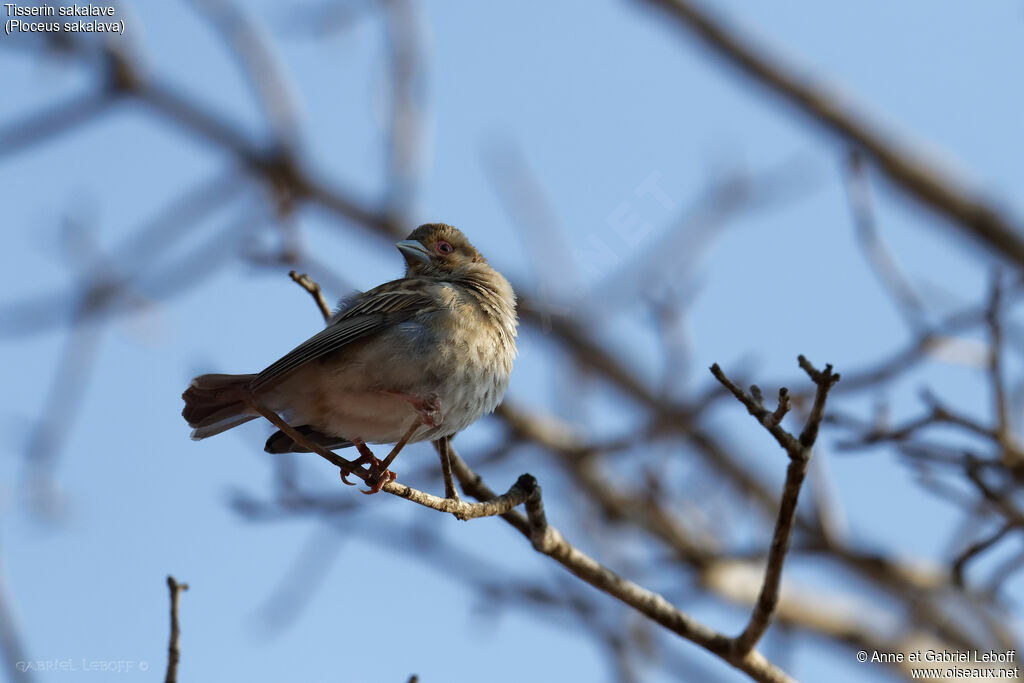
left=352, top=451, right=382, bottom=470
left=360, top=468, right=397, bottom=495
left=349, top=448, right=397, bottom=494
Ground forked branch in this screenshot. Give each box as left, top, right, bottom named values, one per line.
left=711, top=356, right=840, bottom=655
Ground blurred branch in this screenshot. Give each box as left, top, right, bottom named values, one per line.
left=0, top=91, right=116, bottom=161
left=984, top=272, right=1021, bottom=467
left=18, top=34, right=401, bottom=240
left=0, top=169, right=243, bottom=336
left=0, top=574, right=34, bottom=683
left=586, top=155, right=820, bottom=317
left=844, top=150, right=927, bottom=331
left=775, top=280, right=1024, bottom=401
left=642, top=0, right=1024, bottom=268
left=8, top=12, right=1022, bottom=682
left=952, top=523, right=1014, bottom=589
left=190, top=0, right=301, bottom=150
left=482, top=138, right=580, bottom=312
left=380, top=0, right=427, bottom=214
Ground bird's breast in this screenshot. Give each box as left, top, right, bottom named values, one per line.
left=271, top=298, right=515, bottom=444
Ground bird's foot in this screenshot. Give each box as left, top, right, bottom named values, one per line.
left=346, top=438, right=397, bottom=494
left=361, top=468, right=397, bottom=495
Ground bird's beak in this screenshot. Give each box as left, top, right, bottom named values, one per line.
left=396, top=240, right=432, bottom=265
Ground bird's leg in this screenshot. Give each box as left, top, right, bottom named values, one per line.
left=361, top=418, right=422, bottom=495
left=435, top=435, right=459, bottom=501
left=341, top=437, right=380, bottom=486
left=359, top=392, right=442, bottom=494
left=350, top=437, right=379, bottom=465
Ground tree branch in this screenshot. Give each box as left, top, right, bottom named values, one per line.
left=711, top=356, right=840, bottom=656
left=446, top=446, right=795, bottom=683
left=164, top=576, right=188, bottom=683
left=289, top=270, right=333, bottom=323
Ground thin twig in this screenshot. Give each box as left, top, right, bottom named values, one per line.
left=289, top=271, right=333, bottom=322
left=711, top=357, right=840, bottom=656
left=165, top=576, right=189, bottom=683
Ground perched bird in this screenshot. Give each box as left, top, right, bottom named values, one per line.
left=182, top=223, right=517, bottom=493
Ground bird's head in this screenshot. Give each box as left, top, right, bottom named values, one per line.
left=396, top=223, right=486, bottom=277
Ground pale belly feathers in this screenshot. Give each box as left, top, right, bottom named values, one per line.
left=263, top=310, right=513, bottom=445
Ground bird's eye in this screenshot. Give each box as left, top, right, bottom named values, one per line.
left=436, top=241, right=454, bottom=255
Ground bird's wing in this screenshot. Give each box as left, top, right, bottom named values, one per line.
left=251, top=281, right=438, bottom=390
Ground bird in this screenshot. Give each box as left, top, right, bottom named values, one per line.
left=182, top=223, right=518, bottom=494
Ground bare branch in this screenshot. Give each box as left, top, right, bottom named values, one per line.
left=445, top=448, right=794, bottom=683
left=165, top=576, right=189, bottom=683
left=709, top=364, right=798, bottom=453
left=712, top=357, right=840, bottom=656
left=289, top=271, right=333, bottom=323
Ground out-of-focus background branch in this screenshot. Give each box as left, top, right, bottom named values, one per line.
left=2, top=1, right=1023, bottom=682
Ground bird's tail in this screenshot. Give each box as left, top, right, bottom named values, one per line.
left=182, top=373, right=259, bottom=440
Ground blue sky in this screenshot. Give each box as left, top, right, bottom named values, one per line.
left=3, top=1, right=1023, bottom=682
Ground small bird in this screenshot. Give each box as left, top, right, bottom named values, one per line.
left=182, top=223, right=517, bottom=493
